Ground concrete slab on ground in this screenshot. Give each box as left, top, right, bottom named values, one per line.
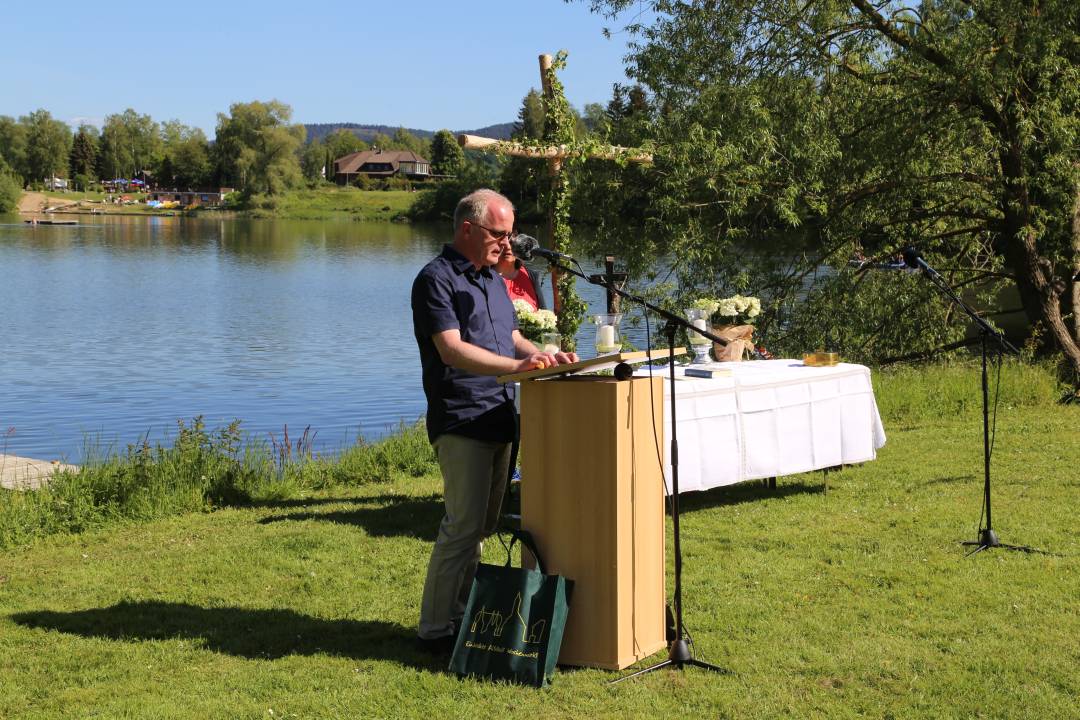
left=0, top=455, right=77, bottom=490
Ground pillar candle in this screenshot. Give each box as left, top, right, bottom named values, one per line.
left=689, top=317, right=707, bottom=344
left=598, top=324, right=616, bottom=349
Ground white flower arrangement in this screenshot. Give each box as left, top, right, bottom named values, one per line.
left=513, top=299, right=558, bottom=342
left=692, top=294, right=762, bottom=324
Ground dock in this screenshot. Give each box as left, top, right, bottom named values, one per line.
left=24, top=219, right=78, bottom=225
left=0, top=455, right=77, bottom=490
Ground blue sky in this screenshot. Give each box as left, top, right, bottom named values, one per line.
left=5, top=1, right=643, bottom=134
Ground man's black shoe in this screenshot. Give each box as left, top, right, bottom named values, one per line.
left=415, top=634, right=455, bottom=656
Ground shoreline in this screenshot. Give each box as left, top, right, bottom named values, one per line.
left=16, top=187, right=420, bottom=223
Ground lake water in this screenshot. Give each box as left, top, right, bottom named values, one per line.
left=0, top=215, right=650, bottom=461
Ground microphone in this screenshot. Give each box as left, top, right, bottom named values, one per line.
left=510, top=234, right=574, bottom=263
left=902, top=246, right=924, bottom=269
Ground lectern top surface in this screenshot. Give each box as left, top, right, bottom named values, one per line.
left=496, top=348, right=686, bottom=384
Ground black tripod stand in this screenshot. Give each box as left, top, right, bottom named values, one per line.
left=525, top=249, right=728, bottom=680
left=902, top=248, right=1044, bottom=556
left=609, top=319, right=728, bottom=682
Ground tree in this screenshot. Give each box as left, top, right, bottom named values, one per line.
left=581, top=102, right=609, bottom=135
left=214, top=100, right=305, bottom=195
left=69, top=124, right=99, bottom=181
left=577, top=0, right=1080, bottom=376
left=322, top=128, right=367, bottom=169
left=429, top=129, right=465, bottom=176
left=157, top=120, right=211, bottom=189
left=500, top=89, right=548, bottom=217
left=0, top=165, right=21, bottom=212
left=570, top=83, right=655, bottom=229
left=381, top=127, right=430, bottom=157
left=513, top=88, right=545, bottom=140
left=300, top=138, right=327, bottom=183
left=22, top=109, right=71, bottom=183
left=368, top=132, right=392, bottom=152
left=0, top=116, right=28, bottom=180
left=98, top=109, right=160, bottom=180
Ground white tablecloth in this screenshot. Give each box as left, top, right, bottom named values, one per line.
left=633, top=360, right=887, bottom=494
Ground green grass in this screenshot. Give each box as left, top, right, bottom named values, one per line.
left=234, top=186, right=419, bottom=221
left=1, top=364, right=1078, bottom=718
left=35, top=186, right=420, bottom=221
left=41, top=190, right=110, bottom=202
left=36, top=190, right=166, bottom=216
left=0, top=419, right=439, bottom=549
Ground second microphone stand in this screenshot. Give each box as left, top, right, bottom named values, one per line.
left=903, top=249, right=1044, bottom=556
left=537, top=254, right=728, bottom=681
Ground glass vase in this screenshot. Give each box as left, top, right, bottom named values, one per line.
left=593, top=314, right=623, bottom=356
left=685, top=308, right=712, bottom=364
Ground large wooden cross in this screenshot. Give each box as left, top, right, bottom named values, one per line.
left=458, top=54, right=652, bottom=314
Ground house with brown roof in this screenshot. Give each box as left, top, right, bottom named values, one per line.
left=333, top=149, right=431, bottom=185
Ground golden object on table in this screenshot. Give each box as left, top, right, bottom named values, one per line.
left=803, top=351, right=840, bottom=367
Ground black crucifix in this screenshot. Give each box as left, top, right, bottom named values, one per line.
left=458, top=53, right=651, bottom=315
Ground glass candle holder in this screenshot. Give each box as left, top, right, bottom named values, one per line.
left=540, top=332, right=562, bottom=355
left=593, top=313, right=623, bottom=355
left=685, top=308, right=712, bottom=364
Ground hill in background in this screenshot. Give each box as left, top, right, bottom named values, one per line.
left=303, top=122, right=514, bottom=144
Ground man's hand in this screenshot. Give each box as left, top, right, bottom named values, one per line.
left=515, top=351, right=557, bottom=372
left=514, top=349, right=579, bottom=372
left=554, top=350, right=579, bottom=364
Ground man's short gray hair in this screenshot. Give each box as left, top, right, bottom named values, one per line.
left=453, top=189, right=514, bottom=231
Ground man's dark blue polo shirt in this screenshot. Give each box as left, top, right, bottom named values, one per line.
left=412, top=244, right=518, bottom=444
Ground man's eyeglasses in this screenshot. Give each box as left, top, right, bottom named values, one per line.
left=470, top=221, right=517, bottom=242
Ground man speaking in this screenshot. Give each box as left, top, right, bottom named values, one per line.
left=410, top=188, right=576, bottom=653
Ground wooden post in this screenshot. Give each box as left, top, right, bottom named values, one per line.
left=603, top=256, right=627, bottom=314
left=585, top=256, right=628, bottom=313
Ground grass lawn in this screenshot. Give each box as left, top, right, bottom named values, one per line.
left=1, top=368, right=1077, bottom=718
left=41, top=190, right=110, bottom=203
left=36, top=190, right=163, bottom=216
left=33, top=187, right=418, bottom=221
left=237, top=187, right=418, bottom=222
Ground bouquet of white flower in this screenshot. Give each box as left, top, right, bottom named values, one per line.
left=691, top=294, right=762, bottom=325
left=513, top=299, right=558, bottom=343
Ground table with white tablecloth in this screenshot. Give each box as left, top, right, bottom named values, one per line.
left=632, top=360, right=887, bottom=494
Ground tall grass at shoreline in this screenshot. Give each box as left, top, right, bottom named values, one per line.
left=0, top=418, right=436, bottom=549
left=0, top=359, right=1066, bottom=550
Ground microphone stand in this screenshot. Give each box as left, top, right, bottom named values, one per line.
left=904, top=251, right=1045, bottom=556
left=529, top=252, right=728, bottom=681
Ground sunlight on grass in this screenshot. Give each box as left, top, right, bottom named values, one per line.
left=0, top=363, right=1076, bottom=717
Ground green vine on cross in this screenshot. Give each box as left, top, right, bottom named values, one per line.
left=456, top=52, right=653, bottom=353
left=541, top=51, right=587, bottom=350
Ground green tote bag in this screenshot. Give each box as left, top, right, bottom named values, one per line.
left=449, top=529, right=573, bottom=687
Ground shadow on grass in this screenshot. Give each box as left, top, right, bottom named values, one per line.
left=244, top=496, right=371, bottom=510
left=677, top=479, right=824, bottom=514
left=258, top=493, right=444, bottom=541
left=12, top=601, right=444, bottom=670
left=921, top=474, right=977, bottom=486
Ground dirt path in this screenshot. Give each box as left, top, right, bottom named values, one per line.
left=17, top=191, right=48, bottom=214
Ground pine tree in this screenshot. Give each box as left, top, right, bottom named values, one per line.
left=69, top=125, right=99, bottom=180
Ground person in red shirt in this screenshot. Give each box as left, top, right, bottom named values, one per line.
left=495, top=244, right=546, bottom=310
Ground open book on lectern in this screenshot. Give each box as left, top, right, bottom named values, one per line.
left=496, top=348, right=687, bottom=384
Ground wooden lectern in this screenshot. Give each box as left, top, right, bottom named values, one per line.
left=513, top=364, right=667, bottom=670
